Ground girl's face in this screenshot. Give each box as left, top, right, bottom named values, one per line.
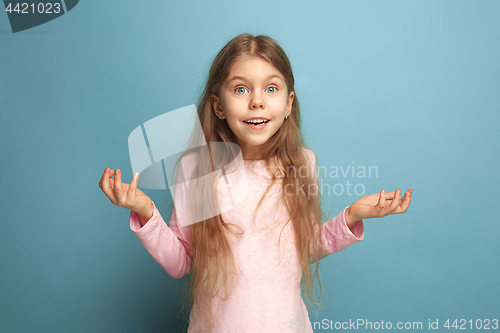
left=211, top=55, right=294, bottom=160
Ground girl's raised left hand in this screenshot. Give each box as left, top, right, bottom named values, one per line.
left=345, top=189, right=413, bottom=228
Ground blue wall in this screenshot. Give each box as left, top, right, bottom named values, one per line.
left=1, top=1, right=499, bottom=332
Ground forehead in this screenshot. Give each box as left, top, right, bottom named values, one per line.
left=225, top=55, right=284, bottom=83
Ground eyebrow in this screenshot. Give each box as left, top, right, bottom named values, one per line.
left=226, top=74, right=284, bottom=85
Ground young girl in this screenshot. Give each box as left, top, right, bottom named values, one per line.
left=98, top=33, right=412, bottom=332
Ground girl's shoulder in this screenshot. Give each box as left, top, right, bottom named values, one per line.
left=301, top=147, right=318, bottom=179
left=173, top=151, right=199, bottom=183
left=301, top=146, right=317, bottom=165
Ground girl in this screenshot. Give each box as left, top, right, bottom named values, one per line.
left=98, top=33, right=412, bottom=332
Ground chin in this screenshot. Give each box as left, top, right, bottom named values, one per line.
left=245, top=140, right=269, bottom=147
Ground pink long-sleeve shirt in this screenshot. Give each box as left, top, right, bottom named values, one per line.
left=130, top=148, right=364, bottom=332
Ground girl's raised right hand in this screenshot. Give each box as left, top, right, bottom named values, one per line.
left=98, top=168, right=153, bottom=222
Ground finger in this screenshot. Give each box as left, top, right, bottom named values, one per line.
left=100, top=168, right=117, bottom=203
left=98, top=168, right=107, bottom=188
left=128, top=172, right=139, bottom=201
left=398, top=189, right=413, bottom=213
left=107, top=169, right=117, bottom=189
left=114, top=169, right=125, bottom=205
left=108, top=169, right=115, bottom=187
left=375, top=189, right=386, bottom=213
left=381, top=190, right=396, bottom=199
left=99, top=167, right=111, bottom=189
left=388, top=189, right=401, bottom=213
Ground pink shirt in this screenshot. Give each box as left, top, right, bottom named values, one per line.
left=130, top=148, right=364, bottom=332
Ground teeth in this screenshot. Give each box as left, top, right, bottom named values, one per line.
left=245, top=119, right=269, bottom=124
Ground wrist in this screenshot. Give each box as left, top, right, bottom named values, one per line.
left=345, top=206, right=357, bottom=229
left=137, top=201, right=154, bottom=226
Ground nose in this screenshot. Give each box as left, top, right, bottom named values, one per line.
left=249, top=91, right=265, bottom=110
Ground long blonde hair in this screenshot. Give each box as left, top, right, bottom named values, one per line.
left=178, top=33, right=327, bottom=330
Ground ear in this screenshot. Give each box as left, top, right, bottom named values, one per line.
left=211, top=94, right=224, bottom=119
left=285, top=91, right=295, bottom=117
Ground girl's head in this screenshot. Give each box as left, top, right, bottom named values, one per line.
left=197, top=33, right=301, bottom=160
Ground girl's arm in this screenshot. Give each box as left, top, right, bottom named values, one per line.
left=313, top=205, right=365, bottom=262
left=129, top=156, right=195, bottom=280
left=302, top=148, right=364, bottom=263
left=303, top=148, right=413, bottom=262
left=130, top=200, right=191, bottom=279
left=98, top=165, right=191, bottom=279
left=314, top=188, right=412, bottom=263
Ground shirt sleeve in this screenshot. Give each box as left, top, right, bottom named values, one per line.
left=302, top=147, right=365, bottom=261
left=320, top=205, right=364, bottom=254
left=130, top=200, right=191, bottom=279
left=129, top=155, right=194, bottom=279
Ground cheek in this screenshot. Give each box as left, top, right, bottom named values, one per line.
left=267, top=96, right=288, bottom=112
left=223, top=94, right=246, bottom=110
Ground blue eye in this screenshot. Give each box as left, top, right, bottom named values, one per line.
left=236, top=87, right=247, bottom=94
left=266, top=86, right=277, bottom=93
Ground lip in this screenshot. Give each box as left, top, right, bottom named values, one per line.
left=244, top=119, right=269, bottom=130
left=244, top=117, right=269, bottom=121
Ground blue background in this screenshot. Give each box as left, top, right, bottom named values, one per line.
left=1, top=0, right=499, bottom=332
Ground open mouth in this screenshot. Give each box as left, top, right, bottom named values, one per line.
left=243, top=119, right=270, bottom=125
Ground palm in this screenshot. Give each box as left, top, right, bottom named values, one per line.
left=349, top=189, right=412, bottom=221
left=109, top=178, right=147, bottom=198
left=108, top=177, right=151, bottom=210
